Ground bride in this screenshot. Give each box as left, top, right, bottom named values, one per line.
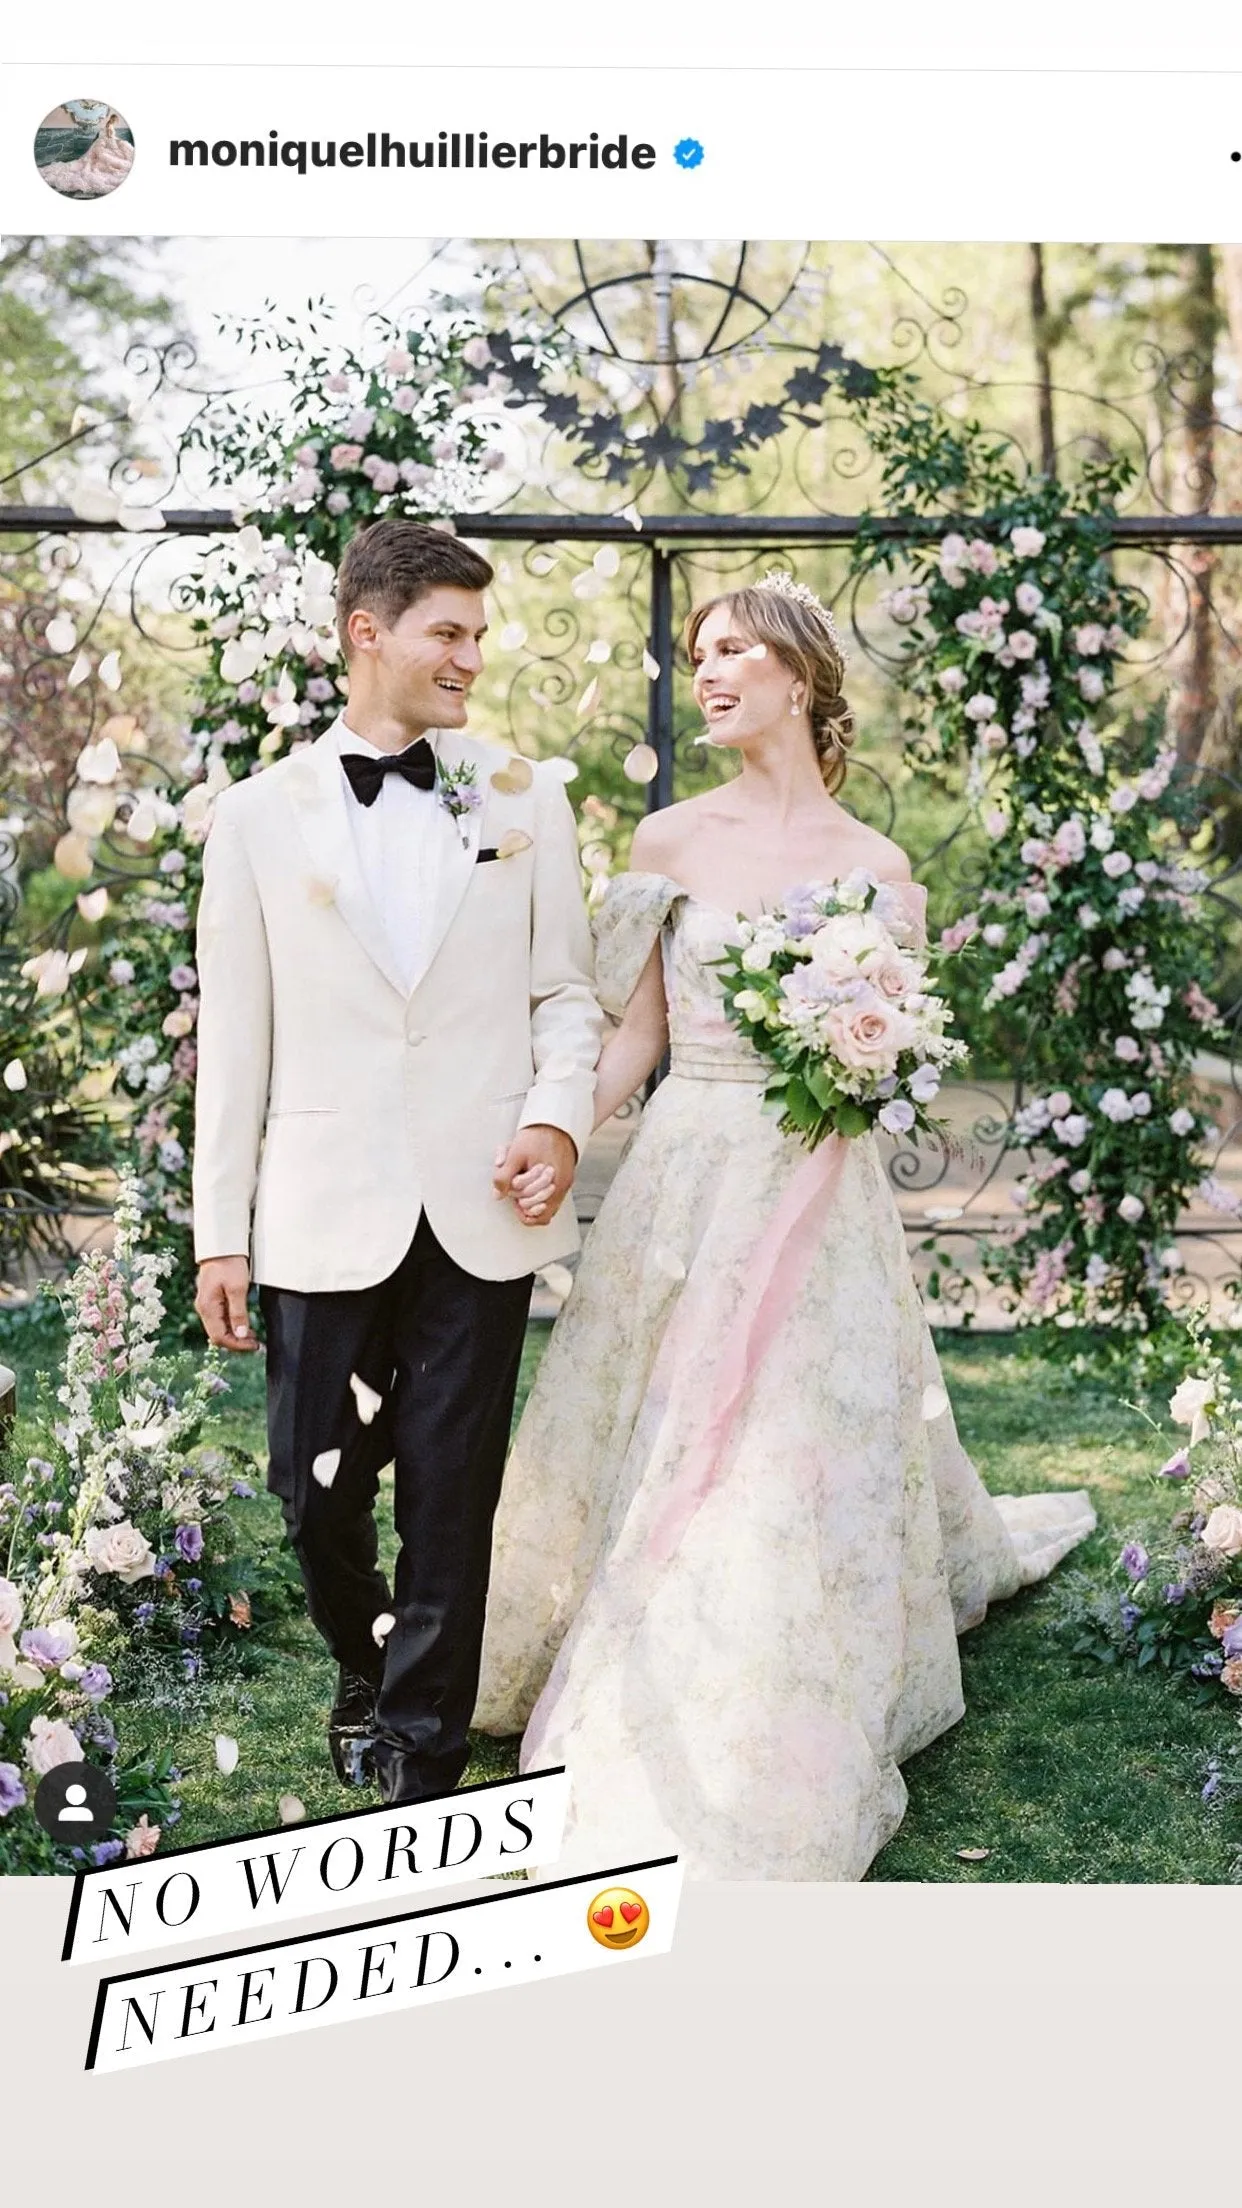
left=473, top=571, right=1095, bottom=1881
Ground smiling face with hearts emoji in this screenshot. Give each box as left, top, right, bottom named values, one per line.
left=585, top=1885, right=650, bottom=1950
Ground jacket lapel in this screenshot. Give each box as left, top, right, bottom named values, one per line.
left=283, top=724, right=409, bottom=998
left=406, top=731, right=490, bottom=997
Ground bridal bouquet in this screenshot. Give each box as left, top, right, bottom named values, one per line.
left=715, top=871, right=968, bottom=1150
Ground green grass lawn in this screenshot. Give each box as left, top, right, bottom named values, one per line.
left=4, top=1315, right=1240, bottom=1880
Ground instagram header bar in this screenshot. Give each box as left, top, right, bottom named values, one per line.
left=5, top=65, right=1242, bottom=237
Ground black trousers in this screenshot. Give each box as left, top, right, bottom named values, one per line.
left=260, top=1215, right=533, bottom=1799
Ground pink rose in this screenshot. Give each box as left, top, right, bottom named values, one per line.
left=859, top=946, right=922, bottom=998
left=823, top=992, right=916, bottom=1075
left=329, top=443, right=364, bottom=472
left=24, top=1715, right=83, bottom=1776
left=125, top=1814, right=161, bottom=1859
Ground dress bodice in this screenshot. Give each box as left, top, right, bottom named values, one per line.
left=591, top=870, right=930, bottom=1086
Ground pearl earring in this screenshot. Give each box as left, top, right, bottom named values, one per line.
left=789, top=690, right=801, bottom=717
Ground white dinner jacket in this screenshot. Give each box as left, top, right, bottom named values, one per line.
left=191, top=720, right=603, bottom=1291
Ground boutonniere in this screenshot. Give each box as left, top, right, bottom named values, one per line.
left=436, top=758, right=483, bottom=847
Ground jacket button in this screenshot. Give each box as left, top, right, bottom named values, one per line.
left=406, top=1030, right=425, bottom=1046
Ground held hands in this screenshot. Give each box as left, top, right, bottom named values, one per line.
left=493, top=1124, right=578, bottom=1226
left=195, top=1256, right=258, bottom=1352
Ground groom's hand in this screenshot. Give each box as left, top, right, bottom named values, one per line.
left=195, top=1255, right=258, bottom=1351
left=492, top=1125, right=577, bottom=1226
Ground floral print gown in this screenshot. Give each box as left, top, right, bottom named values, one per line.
left=473, top=873, right=1096, bottom=1881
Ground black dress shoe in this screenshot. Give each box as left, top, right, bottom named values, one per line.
left=328, top=1666, right=381, bottom=1787
left=372, top=1736, right=466, bottom=1806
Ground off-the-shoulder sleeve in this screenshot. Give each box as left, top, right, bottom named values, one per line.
left=591, top=871, right=685, bottom=1019
left=896, top=880, right=928, bottom=949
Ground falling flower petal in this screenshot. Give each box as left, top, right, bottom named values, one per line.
left=921, top=1384, right=950, bottom=1421
left=45, top=614, right=77, bottom=655
left=3, top=1060, right=27, bottom=1092
left=349, top=1373, right=383, bottom=1426
left=623, top=744, right=659, bottom=784
left=529, top=552, right=559, bottom=575
left=538, top=1264, right=575, bottom=1301
left=98, top=651, right=123, bottom=690
left=955, top=1846, right=990, bottom=1862
left=372, top=1611, right=396, bottom=1645
left=124, top=801, right=157, bottom=845
left=742, top=642, right=768, bottom=660
left=77, top=888, right=109, bottom=922
left=622, top=503, right=644, bottom=531
left=652, top=1246, right=687, bottom=1282
left=922, top=1204, right=965, bottom=1223
left=499, top=621, right=528, bottom=651
left=118, top=505, right=165, bottom=532
left=312, top=1448, right=341, bottom=1488
left=642, top=650, right=661, bottom=681
left=593, top=545, right=621, bottom=577
left=76, top=736, right=121, bottom=783
left=497, top=828, right=533, bottom=859
left=571, top=572, right=605, bottom=602
left=66, top=653, right=92, bottom=687
left=278, top=1794, right=306, bottom=1824
left=53, top=833, right=94, bottom=882
left=71, top=484, right=120, bottom=524
left=214, top=1733, right=240, bottom=1776
left=585, top=639, right=612, bottom=665
left=491, top=757, right=534, bottom=794
left=577, top=677, right=601, bottom=717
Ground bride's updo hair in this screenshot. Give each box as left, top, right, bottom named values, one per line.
left=684, top=577, right=856, bottom=795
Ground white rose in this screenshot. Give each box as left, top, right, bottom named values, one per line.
left=84, top=1520, right=157, bottom=1584
left=740, top=942, right=774, bottom=973
left=1169, top=1108, right=1196, bottom=1137
left=24, top=1715, right=83, bottom=1776
left=1169, top=1374, right=1215, bottom=1446
left=1117, top=1194, right=1145, bottom=1224
left=1011, top=526, right=1046, bottom=557
left=0, top=1578, right=23, bottom=1638
left=1201, top=1504, right=1242, bottom=1557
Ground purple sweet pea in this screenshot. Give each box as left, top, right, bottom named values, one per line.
left=134, top=1602, right=155, bottom=1624
left=90, top=1838, right=125, bottom=1867
left=1163, top=1583, right=1186, bottom=1605
left=1159, top=1450, right=1191, bottom=1480
left=174, top=1523, right=204, bottom=1565
left=78, top=1664, right=113, bottom=1703
left=1121, top=1542, right=1149, bottom=1583
left=1221, top=1620, right=1242, bottom=1660
left=0, top=1762, right=27, bottom=1815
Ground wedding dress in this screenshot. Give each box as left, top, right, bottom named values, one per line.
left=474, top=872, right=1095, bottom=1880
left=39, top=114, right=134, bottom=198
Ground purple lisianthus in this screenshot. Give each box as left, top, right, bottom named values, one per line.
left=1163, top=1583, right=1186, bottom=1606
left=78, top=1664, right=113, bottom=1703
left=1120, top=1541, right=1149, bottom=1583
left=1221, top=1619, right=1242, bottom=1660
left=1159, top=1450, right=1191, bottom=1480
left=231, top=1479, right=255, bottom=1498
left=91, top=1838, right=125, bottom=1867
left=174, top=1523, right=204, bottom=1565
left=20, top=1623, right=76, bottom=1670
left=0, top=1761, right=27, bottom=1815
left=1119, top=1599, right=1142, bottom=1632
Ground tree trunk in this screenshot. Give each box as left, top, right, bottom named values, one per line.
left=1171, top=244, right=1217, bottom=770
left=1028, top=244, right=1057, bottom=477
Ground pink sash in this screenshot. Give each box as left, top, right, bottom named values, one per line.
left=645, top=1132, right=850, bottom=1562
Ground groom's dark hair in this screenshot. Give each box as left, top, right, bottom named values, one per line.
left=336, top=520, right=494, bottom=653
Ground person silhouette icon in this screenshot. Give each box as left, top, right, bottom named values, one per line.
left=57, top=1782, right=93, bottom=1823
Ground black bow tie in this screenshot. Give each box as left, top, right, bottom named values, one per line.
left=340, top=741, right=437, bottom=807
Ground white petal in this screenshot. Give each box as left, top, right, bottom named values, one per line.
left=499, top=621, right=528, bottom=651
left=77, top=888, right=109, bottom=922
left=497, top=828, right=533, bottom=859
left=622, top=503, right=644, bottom=531
left=371, top=1611, right=396, bottom=1645
left=585, top=639, right=612, bottom=665
left=571, top=572, right=605, bottom=602
left=642, top=650, right=661, bottom=681
left=45, top=614, right=77, bottom=655
left=98, top=651, right=123, bottom=692
left=593, top=545, right=621, bottom=577
left=490, top=757, right=534, bottom=795
left=312, top=1447, right=341, bottom=1487
left=623, top=744, right=659, bottom=784
left=3, top=1060, right=27, bottom=1091
left=349, top=1374, right=383, bottom=1426
left=278, top=1794, right=306, bottom=1824
left=214, top=1733, right=240, bottom=1775
left=71, top=484, right=120, bottom=524
left=538, top=1263, right=574, bottom=1301
left=529, top=552, right=559, bottom=575
left=66, top=653, right=92, bottom=688
left=921, top=1384, right=950, bottom=1421
left=577, top=678, right=601, bottom=717
left=544, top=757, right=579, bottom=784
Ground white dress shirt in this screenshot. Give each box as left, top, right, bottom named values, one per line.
left=334, top=717, right=456, bottom=994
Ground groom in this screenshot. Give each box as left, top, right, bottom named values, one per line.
left=191, top=518, right=601, bottom=1804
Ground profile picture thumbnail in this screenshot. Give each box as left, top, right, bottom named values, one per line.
left=35, top=99, right=135, bottom=200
